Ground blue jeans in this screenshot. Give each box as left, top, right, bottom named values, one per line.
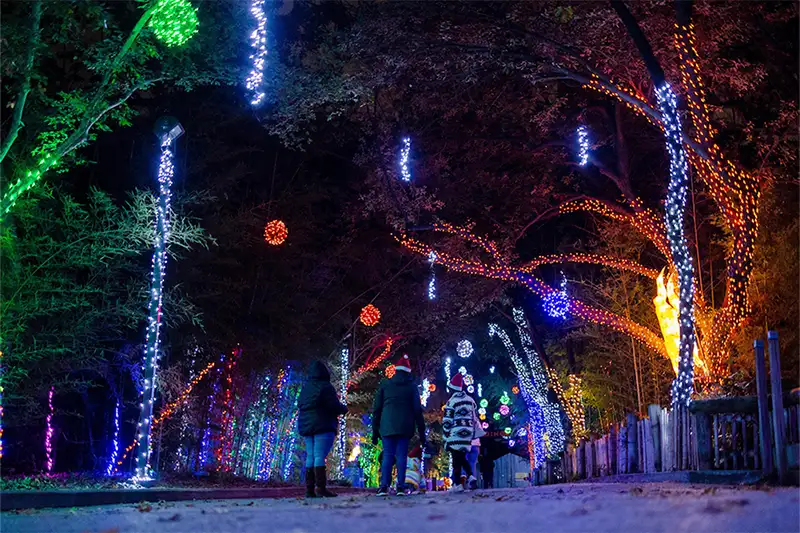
left=466, top=446, right=479, bottom=478
left=304, top=432, right=335, bottom=468
left=380, top=436, right=410, bottom=490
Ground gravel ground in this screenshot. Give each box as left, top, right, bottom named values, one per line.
left=4, top=482, right=799, bottom=533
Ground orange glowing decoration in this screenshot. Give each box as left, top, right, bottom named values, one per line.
left=654, top=268, right=705, bottom=376
left=385, top=365, right=396, bottom=379
left=263, top=219, right=288, bottom=245
left=511, top=385, right=520, bottom=395
left=359, top=304, right=381, bottom=327
left=428, top=383, right=436, bottom=392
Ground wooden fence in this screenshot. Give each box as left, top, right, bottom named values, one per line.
left=555, top=332, right=798, bottom=483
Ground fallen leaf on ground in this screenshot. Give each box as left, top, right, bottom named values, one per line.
left=247, top=501, right=255, bottom=506
left=136, top=502, right=152, bottom=513
left=495, top=494, right=513, bottom=501
left=158, top=513, right=181, bottom=522
left=629, top=487, right=644, bottom=496
left=427, top=514, right=446, bottom=520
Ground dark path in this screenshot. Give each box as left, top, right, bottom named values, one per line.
left=4, top=483, right=799, bottom=533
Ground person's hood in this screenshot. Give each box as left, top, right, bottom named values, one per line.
left=308, top=360, right=331, bottom=381
left=390, top=371, right=413, bottom=385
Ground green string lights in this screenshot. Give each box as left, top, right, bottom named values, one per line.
left=149, top=0, right=199, bottom=47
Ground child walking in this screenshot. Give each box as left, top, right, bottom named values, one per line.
left=442, top=373, right=483, bottom=491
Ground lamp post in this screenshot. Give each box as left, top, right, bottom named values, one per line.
left=134, top=117, right=184, bottom=479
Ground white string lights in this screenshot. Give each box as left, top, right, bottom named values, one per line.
left=577, top=125, right=590, bottom=166
left=655, top=83, right=696, bottom=407
left=542, top=272, right=569, bottom=319
left=399, top=137, right=412, bottom=182
left=335, top=346, right=349, bottom=474
left=444, top=357, right=451, bottom=383
left=105, top=399, right=121, bottom=476
left=427, top=251, right=437, bottom=300
left=245, top=0, right=268, bottom=106
left=420, top=378, right=431, bottom=407
left=134, top=119, right=182, bottom=479
left=45, top=386, right=55, bottom=473
left=456, top=340, right=473, bottom=359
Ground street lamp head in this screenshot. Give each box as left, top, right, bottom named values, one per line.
left=154, top=116, right=184, bottom=145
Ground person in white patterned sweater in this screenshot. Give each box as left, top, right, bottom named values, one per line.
left=442, top=373, right=483, bottom=491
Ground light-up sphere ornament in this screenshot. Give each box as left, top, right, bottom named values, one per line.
left=511, top=385, right=520, bottom=395
left=385, top=365, right=396, bottom=379
left=499, top=405, right=510, bottom=416
left=509, top=439, right=516, bottom=447
left=264, top=219, right=288, bottom=245
left=463, top=374, right=474, bottom=386
left=542, top=272, right=569, bottom=319
left=576, top=125, right=590, bottom=166
left=489, top=366, right=495, bottom=374
left=359, top=304, right=381, bottom=327
left=518, top=427, right=527, bottom=437
left=479, top=398, right=489, bottom=408
left=499, top=391, right=511, bottom=405
left=479, top=413, right=486, bottom=421
left=504, top=427, right=512, bottom=435
left=428, top=383, right=436, bottom=392
left=456, top=340, right=473, bottom=358
left=149, top=0, right=199, bottom=47
left=493, top=412, right=501, bottom=421
left=467, top=385, right=474, bottom=394
left=481, top=422, right=489, bottom=430
left=478, top=407, right=486, bottom=416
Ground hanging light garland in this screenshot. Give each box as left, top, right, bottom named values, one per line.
left=399, top=137, right=412, bottom=182
left=499, top=405, right=510, bottom=416
left=477, top=383, right=482, bottom=398
left=427, top=251, right=437, bottom=300
left=149, top=0, right=199, bottom=47
left=348, top=337, right=394, bottom=388
left=45, top=386, right=55, bottom=473
left=105, top=400, right=121, bottom=476
left=456, top=340, right=473, bottom=359
left=245, top=0, right=268, bottom=106
left=444, top=357, right=451, bottom=383
left=542, top=272, right=569, bottom=319
left=335, top=347, right=349, bottom=475
left=655, top=82, right=696, bottom=407
left=576, top=125, right=590, bottom=166
left=359, top=304, right=381, bottom=327
left=420, top=378, right=432, bottom=406
left=264, top=219, right=288, bottom=245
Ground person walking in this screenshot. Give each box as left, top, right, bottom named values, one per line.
left=478, top=448, right=495, bottom=488
left=372, top=354, right=426, bottom=496
left=443, top=373, right=480, bottom=491
left=298, top=360, right=348, bottom=498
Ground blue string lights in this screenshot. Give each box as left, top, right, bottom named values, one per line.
left=134, top=118, right=183, bottom=479
left=106, top=399, right=121, bottom=476
left=542, top=272, right=569, bottom=319
left=399, top=137, right=412, bottom=182
left=245, top=0, right=268, bottom=106
left=655, top=83, right=696, bottom=407
left=577, top=125, right=590, bottom=166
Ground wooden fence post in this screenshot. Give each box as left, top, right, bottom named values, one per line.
left=618, top=423, right=627, bottom=474
left=768, top=331, right=787, bottom=483
left=754, top=339, right=775, bottom=476
left=626, top=413, right=639, bottom=473
left=695, top=410, right=713, bottom=470
left=609, top=424, right=618, bottom=474
left=648, top=405, right=662, bottom=471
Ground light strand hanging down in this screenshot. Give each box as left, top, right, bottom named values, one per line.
left=427, top=251, right=437, bottom=300
left=655, top=83, right=696, bottom=407
left=335, top=347, right=349, bottom=475
left=134, top=118, right=183, bottom=479
left=105, top=400, right=121, bottom=476
left=577, top=125, right=590, bottom=166
left=45, top=386, right=55, bottom=473
left=444, top=357, right=451, bottom=383
left=399, top=137, right=412, bottom=182
left=420, top=378, right=432, bottom=407
left=542, top=272, right=569, bottom=319
left=245, top=0, right=268, bottom=105
left=0, top=350, right=4, bottom=460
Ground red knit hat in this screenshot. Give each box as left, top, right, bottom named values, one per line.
left=448, top=373, right=463, bottom=391
left=394, top=353, right=411, bottom=373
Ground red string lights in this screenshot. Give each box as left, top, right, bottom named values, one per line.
left=359, top=304, right=381, bottom=327
left=348, top=337, right=394, bottom=389
left=264, top=219, right=288, bottom=245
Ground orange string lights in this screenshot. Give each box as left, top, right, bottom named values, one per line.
left=348, top=337, right=394, bottom=389
left=264, top=219, right=288, bottom=245
left=359, top=304, right=381, bottom=327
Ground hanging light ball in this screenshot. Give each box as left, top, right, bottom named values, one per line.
left=467, top=385, right=475, bottom=394
left=479, top=399, right=489, bottom=408
left=479, top=413, right=486, bottom=421
left=481, top=422, right=489, bottom=430
left=499, top=392, right=511, bottom=405
left=264, top=219, right=288, bottom=245
left=149, top=0, right=199, bottom=47
left=428, top=383, right=436, bottom=392
left=456, top=340, right=473, bottom=358
left=463, top=374, right=474, bottom=386
left=385, top=365, right=396, bottom=379
left=504, top=427, right=512, bottom=435
left=511, top=385, right=520, bottom=395
left=499, top=405, right=510, bottom=416
left=509, top=439, right=516, bottom=447
left=493, top=412, right=501, bottom=421
left=359, top=304, right=381, bottom=326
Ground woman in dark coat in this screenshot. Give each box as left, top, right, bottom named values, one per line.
left=298, top=360, right=347, bottom=497
left=371, top=354, right=426, bottom=496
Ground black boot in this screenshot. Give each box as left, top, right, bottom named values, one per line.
left=305, top=468, right=317, bottom=498
left=314, top=466, right=338, bottom=497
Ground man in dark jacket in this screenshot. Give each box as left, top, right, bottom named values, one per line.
left=298, top=360, right=347, bottom=497
left=372, top=354, right=426, bottom=496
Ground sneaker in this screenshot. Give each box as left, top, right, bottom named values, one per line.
left=376, top=486, right=389, bottom=497
left=468, top=476, right=478, bottom=491
left=448, top=484, right=465, bottom=493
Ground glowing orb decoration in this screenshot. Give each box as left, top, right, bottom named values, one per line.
left=463, top=374, right=474, bottom=386
left=467, top=385, right=474, bottom=394
left=511, top=385, right=520, bottom=395
left=493, top=412, right=501, bottom=421
left=149, top=0, right=199, bottom=47
left=479, top=399, right=489, bottom=408
left=428, top=383, right=436, bottom=392
left=499, top=405, right=510, bottom=416
left=479, top=413, right=486, bottom=421
left=481, top=422, right=489, bottom=430
left=509, top=439, right=516, bottom=447
left=518, top=427, right=527, bottom=437
left=499, top=391, right=511, bottom=405
left=359, top=304, right=381, bottom=326
left=504, top=427, right=512, bottom=435
left=385, top=365, right=396, bottom=379
left=456, top=340, right=473, bottom=358
left=489, top=366, right=495, bottom=374
left=264, top=219, right=288, bottom=245
left=478, top=408, right=486, bottom=416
